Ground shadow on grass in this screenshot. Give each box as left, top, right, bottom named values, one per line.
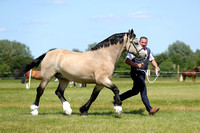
left=24, top=109, right=146, bottom=117
left=123, top=109, right=146, bottom=116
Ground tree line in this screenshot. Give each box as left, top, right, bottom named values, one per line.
left=0, top=39, right=199, bottom=78
left=0, top=40, right=33, bottom=77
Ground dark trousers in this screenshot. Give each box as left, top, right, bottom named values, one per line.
left=119, top=70, right=152, bottom=112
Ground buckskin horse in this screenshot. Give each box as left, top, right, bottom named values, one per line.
left=21, top=69, right=41, bottom=89
left=182, top=66, right=199, bottom=82
left=15, top=29, right=147, bottom=115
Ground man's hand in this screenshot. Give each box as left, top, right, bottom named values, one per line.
left=125, top=58, right=143, bottom=69
left=137, top=63, right=143, bottom=69
left=155, top=67, right=160, bottom=72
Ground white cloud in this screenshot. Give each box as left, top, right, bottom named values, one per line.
left=91, top=14, right=122, bottom=23
left=0, top=28, right=7, bottom=32
left=36, top=0, right=67, bottom=6
left=128, top=11, right=154, bottom=18
left=91, top=11, right=155, bottom=23
left=22, top=20, right=48, bottom=25
left=31, top=20, right=47, bottom=24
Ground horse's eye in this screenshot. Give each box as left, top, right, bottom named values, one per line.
left=135, top=42, right=138, bottom=45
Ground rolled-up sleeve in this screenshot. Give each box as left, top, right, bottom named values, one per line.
left=149, top=52, right=154, bottom=61
left=126, top=53, right=135, bottom=60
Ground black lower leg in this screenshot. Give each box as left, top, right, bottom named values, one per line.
left=33, top=86, right=44, bottom=106
left=110, top=85, right=122, bottom=106
left=80, top=88, right=101, bottom=114
left=55, top=84, right=67, bottom=103
left=55, top=89, right=66, bottom=103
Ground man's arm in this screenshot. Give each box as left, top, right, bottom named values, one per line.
left=125, top=58, right=143, bottom=69
left=151, top=59, right=160, bottom=72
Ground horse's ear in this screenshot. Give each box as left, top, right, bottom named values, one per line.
left=131, top=29, right=134, bottom=35
left=129, top=29, right=135, bottom=38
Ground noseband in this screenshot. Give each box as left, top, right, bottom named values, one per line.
left=128, top=40, right=144, bottom=57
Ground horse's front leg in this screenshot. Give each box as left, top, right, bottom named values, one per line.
left=108, top=84, right=122, bottom=115
left=100, top=78, right=122, bottom=115
left=80, top=84, right=103, bottom=115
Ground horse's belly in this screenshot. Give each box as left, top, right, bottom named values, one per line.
left=60, top=71, right=96, bottom=83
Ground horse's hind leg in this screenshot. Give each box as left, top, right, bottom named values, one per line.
left=55, top=79, right=72, bottom=115
left=80, top=84, right=104, bottom=115
left=30, top=79, right=49, bottom=115
left=192, top=76, right=196, bottom=83
left=183, top=75, right=186, bottom=82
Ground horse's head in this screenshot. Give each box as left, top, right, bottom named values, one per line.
left=193, top=66, right=200, bottom=72
left=125, top=29, right=147, bottom=61
left=196, top=66, right=200, bottom=71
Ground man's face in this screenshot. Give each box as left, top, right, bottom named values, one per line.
left=139, top=38, right=148, bottom=49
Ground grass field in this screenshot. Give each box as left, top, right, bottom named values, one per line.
left=0, top=77, right=200, bottom=133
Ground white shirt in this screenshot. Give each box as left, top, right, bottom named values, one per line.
left=126, top=48, right=154, bottom=61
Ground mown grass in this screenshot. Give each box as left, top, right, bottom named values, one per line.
left=0, top=78, right=200, bottom=133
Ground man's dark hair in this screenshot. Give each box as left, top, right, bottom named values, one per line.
left=140, top=36, right=148, bottom=41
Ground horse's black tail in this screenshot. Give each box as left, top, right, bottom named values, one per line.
left=14, top=53, right=47, bottom=78
left=21, top=74, right=26, bottom=84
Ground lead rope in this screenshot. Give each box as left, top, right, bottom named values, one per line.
left=139, top=69, right=159, bottom=83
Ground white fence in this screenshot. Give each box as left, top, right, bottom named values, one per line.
left=113, top=70, right=200, bottom=78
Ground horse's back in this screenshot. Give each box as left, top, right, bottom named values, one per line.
left=182, top=70, right=196, bottom=77
left=40, top=49, right=97, bottom=82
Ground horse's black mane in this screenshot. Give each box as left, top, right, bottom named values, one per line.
left=90, top=32, right=128, bottom=51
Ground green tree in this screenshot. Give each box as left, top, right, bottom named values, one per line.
left=195, top=49, right=200, bottom=66
left=0, top=40, right=34, bottom=77
left=72, top=48, right=82, bottom=52
left=167, top=41, right=196, bottom=71
left=0, top=63, right=11, bottom=77
left=154, top=52, right=169, bottom=66
left=159, top=59, right=174, bottom=71
left=85, top=43, right=97, bottom=51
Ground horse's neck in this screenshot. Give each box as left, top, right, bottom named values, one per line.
left=93, top=43, right=125, bottom=64
left=193, top=69, right=198, bottom=72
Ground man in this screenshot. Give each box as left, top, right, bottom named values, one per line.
left=116, top=36, right=160, bottom=115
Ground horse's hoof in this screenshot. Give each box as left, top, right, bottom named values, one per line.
left=31, top=109, right=38, bottom=116
left=80, top=111, right=88, bottom=116
left=64, top=110, right=72, bottom=115
left=115, top=110, right=121, bottom=115
left=30, top=104, right=39, bottom=110
left=63, top=101, right=72, bottom=115
left=30, top=104, right=39, bottom=115
left=114, top=106, right=122, bottom=115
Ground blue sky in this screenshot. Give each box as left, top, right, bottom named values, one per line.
left=0, top=0, right=199, bottom=58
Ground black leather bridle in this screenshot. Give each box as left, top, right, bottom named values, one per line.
left=128, top=40, right=144, bottom=57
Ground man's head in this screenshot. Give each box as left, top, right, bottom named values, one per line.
left=139, top=36, right=148, bottom=49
